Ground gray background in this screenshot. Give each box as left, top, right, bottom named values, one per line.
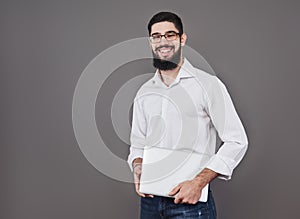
left=1, top=0, right=299, bottom=218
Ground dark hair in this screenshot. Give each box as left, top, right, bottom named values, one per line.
left=147, top=11, right=183, bottom=36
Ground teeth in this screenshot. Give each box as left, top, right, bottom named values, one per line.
left=159, top=47, right=172, bottom=53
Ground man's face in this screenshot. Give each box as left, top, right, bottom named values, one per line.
left=150, top=21, right=182, bottom=61
left=150, top=21, right=186, bottom=70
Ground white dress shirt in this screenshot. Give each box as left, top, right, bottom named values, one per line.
left=127, top=58, right=248, bottom=180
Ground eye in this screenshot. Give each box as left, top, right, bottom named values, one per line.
left=165, top=32, right=176, bottom=37
left=151, top=34, right=161, bottom=39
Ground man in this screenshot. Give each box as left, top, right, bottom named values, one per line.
left=127, top=11, right=248, bottom=218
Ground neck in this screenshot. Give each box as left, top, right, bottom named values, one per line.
left=159, top=57, right=183, bottom=84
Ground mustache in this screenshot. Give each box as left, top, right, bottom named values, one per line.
left=155, top=45, right=175, bottom=51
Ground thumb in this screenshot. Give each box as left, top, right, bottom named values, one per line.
left=168, top=184, right=181, bottom=196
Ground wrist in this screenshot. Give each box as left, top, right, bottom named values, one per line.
left=132, top=157, right=143, bottom=169
left=193, top=168, right=218, bottom=186
left=193, top=175, right=209, bottom=188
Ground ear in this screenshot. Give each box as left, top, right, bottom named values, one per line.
left=180, top=33, right=187, bottom=46
left=148, top=37, right=154, bottom=50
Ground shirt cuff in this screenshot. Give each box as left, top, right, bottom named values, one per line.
left=205, top=154, right=237, bottom=181
left=127, top=147, right=144, bottom=172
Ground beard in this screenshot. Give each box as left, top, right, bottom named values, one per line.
left=152, top=45, right=182, bottom=71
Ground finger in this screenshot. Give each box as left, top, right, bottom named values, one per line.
left=180, top=199, right=188, bottom=204
left=144, top=194, right=154, bottom=198
left=180, top=198, right=191, bottom=204
left=168, top=184, right=181, bottom=196
left=137, top=191, right=146, bottom=197
left=174, top=195, right=183, bottom=204
left=174, top=191, right=184, bottom=204
left=135, top=181, right=151, bottom=198
left=135, top=181, right=145, bottom=197
left=190, top=200, right=198, bottom=205
left=135, top=186, right=145, bottom=197
left=181, top=196, right=199, bottom=205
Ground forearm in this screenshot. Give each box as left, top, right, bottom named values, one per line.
left=193, top=168, right=219, bottom=187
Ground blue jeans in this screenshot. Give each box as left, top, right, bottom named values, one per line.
left=140, top=190, right=217, bottom=219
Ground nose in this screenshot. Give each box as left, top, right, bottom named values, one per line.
left=160, top=35, right=168, bottom=43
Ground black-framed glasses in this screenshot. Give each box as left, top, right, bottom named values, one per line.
left=149, top=31, right=180, bottom=43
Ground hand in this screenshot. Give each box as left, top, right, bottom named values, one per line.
left=168, top=179, right=204, bottom=204
left=133, top=159, right=154, bottom=198
left=168, top=168, right=218, bottom=204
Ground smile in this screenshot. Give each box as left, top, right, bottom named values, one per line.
left=156, top=46, right=174, bottom=57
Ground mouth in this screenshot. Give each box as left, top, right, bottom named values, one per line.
left=155, top=46, right=175, bottom=58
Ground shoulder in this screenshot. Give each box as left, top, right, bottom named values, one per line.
left=186, top=61, right=229, bottom=106
left=189, top=64, right=223, bottom=92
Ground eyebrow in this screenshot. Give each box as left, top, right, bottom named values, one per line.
left=150, top=30, right=178, bottom=36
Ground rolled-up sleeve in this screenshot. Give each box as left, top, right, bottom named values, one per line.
left=127, top=96, right=147, bottom=171
left=205, top=77, right=248, bottom=180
